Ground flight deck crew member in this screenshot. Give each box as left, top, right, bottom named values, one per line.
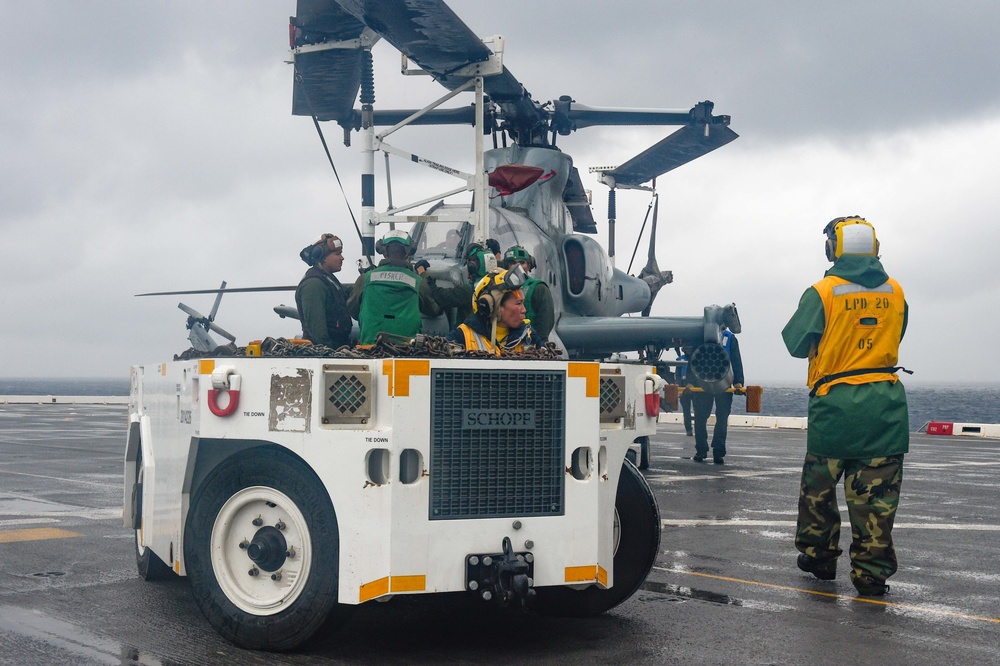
left=676, top=346, right=694, bottom=436
left=446, top=267, right=542, bottom=354
left=295, top=233, right=353, bottom=348
left=347, top=230, right=441, bottom=345
left=691, top=326, right=743, bottom=464
left=428, top=241, right=497, bottom=329
left=502, top=245, right=555, bottom=340
left=781, top=215, right=909, bottom=597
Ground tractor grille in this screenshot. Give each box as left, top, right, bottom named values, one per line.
left=429, top=369, right=565, bottom=520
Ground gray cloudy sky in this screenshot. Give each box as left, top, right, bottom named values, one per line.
left=3, top=1, right=999, bottom=385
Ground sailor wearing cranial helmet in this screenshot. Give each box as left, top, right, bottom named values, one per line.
left=446, top=265, right=542, bottom=354
left=347, top=229, right=441, bottom=345
left=295, top=233, right=353, bottom=349
left=782, top=215, right=911, bottom=598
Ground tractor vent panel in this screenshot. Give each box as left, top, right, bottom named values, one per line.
left=599, top=375, right=626, bottom=423
left=323, top=365, right=372, bottom=425
left=429, top=369, right=565, bottom=520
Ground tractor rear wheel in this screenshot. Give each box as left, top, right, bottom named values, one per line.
left=533, top=459, right=660, bottom=616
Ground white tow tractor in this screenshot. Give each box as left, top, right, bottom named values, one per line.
left=125, top=353, right=664, bottom=650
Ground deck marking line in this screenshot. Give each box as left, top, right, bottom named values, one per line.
left=0, top=527, right=83, bottom=544
left=661, top=519, right=1000, bottom=531
left=655, top=567, right=1000, bottom=624
left=0, top=469, right=119, bottom=489
left=0, top=518, right=58, bottom=528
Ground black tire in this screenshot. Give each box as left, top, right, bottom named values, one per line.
left=184, top=450, right=347, bottom=651
left=533, top=459, right=660, bottom=616
left=134, top=449, right=173, bottom=581
left=636, top=436, right=651, bottom=471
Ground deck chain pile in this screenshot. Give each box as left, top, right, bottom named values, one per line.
left=174, top=335, right=563, bottom=361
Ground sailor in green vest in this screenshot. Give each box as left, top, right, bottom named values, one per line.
left=502, top=245, right=555, bottom=340
left=428, top=241, right=497, bottom=329
left=347, top=230, right=441, bottom=345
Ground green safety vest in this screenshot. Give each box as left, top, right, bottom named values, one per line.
left=358, top=265, right=422, bottom=344
left=522, top=277, right=539, bottom=324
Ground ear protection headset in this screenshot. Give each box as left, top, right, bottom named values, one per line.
left=823, top=216, right=879, bottom=261
left=299, top=233, right=343, bottom=266
left=503, top=245, right=536, bottom=271
left=473, top=266, right=527, bottom=318
left=466, top=243, right=497, bottom=280
left=375, top=229, right=414, bottom=257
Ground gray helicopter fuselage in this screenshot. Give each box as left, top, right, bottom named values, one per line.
left=410, top=145, right=737, bottom=360
left=484, top=146, right=650, bottom=319
left=413, top=146, right=651, bottom=320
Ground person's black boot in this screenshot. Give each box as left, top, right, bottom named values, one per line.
left=854, top=575, right=889, bottom=596
left=797, top=553, right=836, bottom=580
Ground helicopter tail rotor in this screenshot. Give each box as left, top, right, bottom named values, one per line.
left=176, top=281, right=237, bottom=352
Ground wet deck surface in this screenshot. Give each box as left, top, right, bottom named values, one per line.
left=1, top=403, right=998, bottom=665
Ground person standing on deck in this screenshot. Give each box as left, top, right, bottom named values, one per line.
left=782, top=215, right=910, bottom=597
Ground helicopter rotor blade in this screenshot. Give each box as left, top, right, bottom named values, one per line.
left=135, top=286, right=297, bottom=297
left=560, top=104, right=693, bottom=130
left=290, top=0, right=368, bottom=122
left=208, top=281, right=227, bottom=321
left=606, top=121, right=738, bottom=188
left=329, top=0, right=547, bottom=141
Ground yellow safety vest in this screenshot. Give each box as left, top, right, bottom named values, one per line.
left=459, top=324, right=499, bottom=355
left=807, top=275, right=905, bottom=397
left=458, top=324, right=528, bottom=355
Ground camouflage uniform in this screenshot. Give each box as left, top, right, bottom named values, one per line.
left=797, top=453, right=903, bottom=591
left=782, top=253, right=909, bottom=595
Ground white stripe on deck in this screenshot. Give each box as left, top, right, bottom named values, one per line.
left=662, top=519, right=1000, bottom=530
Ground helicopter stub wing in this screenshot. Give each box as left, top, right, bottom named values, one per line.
left=556, top=316, right=706, bottom=358
left=605, top=121, right=739, bottom=188
left=290, top=0, right=368, bottom=122
left=556, top=302, right=740, bottom=358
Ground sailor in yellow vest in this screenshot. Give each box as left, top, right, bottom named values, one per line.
left=347, top=230, right=441, bottom=345
left=782, top=216, right=910, bottom=597
left=445, top=266, right=543, bottom=354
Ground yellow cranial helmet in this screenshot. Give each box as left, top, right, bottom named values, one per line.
left=823, top=216, right=879, bottom=261
left=472, top=266, right=527, bottom=317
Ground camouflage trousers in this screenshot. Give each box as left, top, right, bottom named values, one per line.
left=796, top=453, right=904, bottom=587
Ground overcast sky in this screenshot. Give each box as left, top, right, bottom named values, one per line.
left=3, top=1, right=999, bottom=386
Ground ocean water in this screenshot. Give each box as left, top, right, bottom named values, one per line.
left=0, top=377, right=130, bottom=397
left=731, top=382, right=1000, bottom=432
left=1, top=377, right=997, bottom=432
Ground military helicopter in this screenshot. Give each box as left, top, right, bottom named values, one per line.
left=144, top=0, right=740, bottom=379
left=288, top=0, right=741, bottom=368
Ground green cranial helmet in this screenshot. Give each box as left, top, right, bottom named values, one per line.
left=376, top=229, right=414, bottom=256
left=502, top=245, right=535, bottom=270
